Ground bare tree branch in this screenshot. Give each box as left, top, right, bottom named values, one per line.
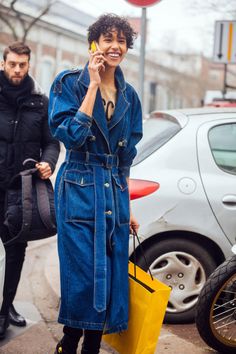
left=22, top=0, right=56, bottom=42
left=188, top=0, right=236, bottom=18
left=0, top=11, right=18, bottom=39
left=0, top=0, right=57, bottom=42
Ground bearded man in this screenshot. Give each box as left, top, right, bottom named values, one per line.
left=0, top=42, right=59, bottom=339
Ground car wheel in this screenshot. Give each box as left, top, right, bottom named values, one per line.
left=136, top=237, right=217, bottom=324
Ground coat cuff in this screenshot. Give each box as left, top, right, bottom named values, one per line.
left=74, top=110, right=93, bottom=127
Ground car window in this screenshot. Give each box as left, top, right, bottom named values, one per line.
left=133, top=117, right=181, bottom=165
left=209, top=123, right=236, bottom=174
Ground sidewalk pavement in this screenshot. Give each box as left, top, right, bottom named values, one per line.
left=44, top=241, right=208, bottom=354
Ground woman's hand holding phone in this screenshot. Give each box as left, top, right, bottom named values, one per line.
left=88, top=41, right=106, bottom=85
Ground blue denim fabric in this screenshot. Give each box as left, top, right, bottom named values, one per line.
left=48, top=64, right=142, bottom=334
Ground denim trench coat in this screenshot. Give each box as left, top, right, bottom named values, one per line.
left=48, top=63, right=142, bottom=334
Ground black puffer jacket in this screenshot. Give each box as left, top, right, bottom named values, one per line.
left=0, top=74, right=60, bottom=190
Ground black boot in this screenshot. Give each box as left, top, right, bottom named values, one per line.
left=0, top=314, right=9, bottom=340
left=54, top=335, right=78, bottom=354
left=9, top=304, right=26, bottom=327
left=81, top=329, right=102, bottom=354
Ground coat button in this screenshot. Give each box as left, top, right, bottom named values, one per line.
left=105, top=210, right=112, bottom=215
left=104, top=183, right=110, bottom=188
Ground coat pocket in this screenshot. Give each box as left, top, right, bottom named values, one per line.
left=113, top=174, right=130, bottom=225
left=64, top=169, right=95, bottom=223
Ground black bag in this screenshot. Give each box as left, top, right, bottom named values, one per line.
left=3, top=163, right=57, bottom=246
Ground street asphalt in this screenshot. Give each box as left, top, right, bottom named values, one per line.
left=0, top=238, right=215, bottom=354
left=44, top=240, right=214, bottom=354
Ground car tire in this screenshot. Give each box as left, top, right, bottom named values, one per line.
left=136, top=237, right=217, bottom=324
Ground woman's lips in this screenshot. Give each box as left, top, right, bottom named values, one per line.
left=107, top=52, right=120, bottom=59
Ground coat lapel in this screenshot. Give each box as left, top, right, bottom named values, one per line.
left=108, top=89, right=130, bottom=131
left=78, top=64, right=130, bottom=143
left=108, top=66, right=130, bottom=131
left=78, top=63, right=109, bottom=145
left=92, top=90, right=109, bottom=143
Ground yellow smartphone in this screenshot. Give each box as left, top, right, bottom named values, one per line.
left=90, top=41, right=97, bottom=53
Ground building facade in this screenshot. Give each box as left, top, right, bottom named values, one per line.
left=0, top=0, right=229, bottom=113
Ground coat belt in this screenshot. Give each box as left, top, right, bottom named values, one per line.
left=66, top=150, right=119, bottom=169
left=66, top=150, right=118, bottom=312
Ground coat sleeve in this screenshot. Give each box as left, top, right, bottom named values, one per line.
left=118, top=89, right=143, bottom=177
left=48, top=71, right=94, bottom=149
left=40, top=95, right=60, bottom=173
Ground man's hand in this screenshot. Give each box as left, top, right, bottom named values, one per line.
left=35, top=162, right=52, bottom=180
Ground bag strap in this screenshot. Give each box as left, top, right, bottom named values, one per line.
left=4, top=170, right=35, bottom=246
left=132, top=228, right=154, bottom=281
left=35, top=178, right=55, bottom=229
left=21, top=172, right=34, bottom=233
left=23, top=158, right=55, bottom=230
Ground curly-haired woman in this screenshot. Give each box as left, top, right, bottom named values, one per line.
left=49, top=13, right=143, bottom=354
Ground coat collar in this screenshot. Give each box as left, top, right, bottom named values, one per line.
left=78, top=62, right=126, bottom=92
left=0, top=72, right=44, bottom=96
left=78, top=63, right=130, bottom=146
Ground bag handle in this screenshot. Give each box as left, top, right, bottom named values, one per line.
left=131, top=228, right=154, bottom=281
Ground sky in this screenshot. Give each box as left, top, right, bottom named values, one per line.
left=63, top=0, right=233, bottom=58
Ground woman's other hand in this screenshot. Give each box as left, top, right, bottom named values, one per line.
left=129, top=212, right=140, bottom=235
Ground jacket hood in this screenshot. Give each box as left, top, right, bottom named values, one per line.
left=0, top=71, right=45, bottom=96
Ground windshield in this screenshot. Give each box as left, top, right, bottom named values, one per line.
left=133, top=116, right=181, bottom=165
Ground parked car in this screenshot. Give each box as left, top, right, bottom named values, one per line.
left=0, top=238, right=5, bottom=309
left=129, top=107, right=236, bottom=324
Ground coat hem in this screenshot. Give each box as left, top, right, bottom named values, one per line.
left=58, top=317, right=105, bottom=330
left=58, top=317, right=128, bottom=334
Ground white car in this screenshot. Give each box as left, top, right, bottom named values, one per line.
left=130, top=107, right=236, bottom=323
left=0, top=239, right=5, bottom=308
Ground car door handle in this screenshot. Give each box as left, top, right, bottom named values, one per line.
left=222, top=195, right=236, bottom=205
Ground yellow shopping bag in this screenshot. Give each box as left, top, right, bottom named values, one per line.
left=103, top=261, right=171, bottom=354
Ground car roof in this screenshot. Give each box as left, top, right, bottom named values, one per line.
left=149, top=107, right=236, bottom=127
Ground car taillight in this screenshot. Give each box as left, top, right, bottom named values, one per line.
left=129, top=179, right=160, bottom=200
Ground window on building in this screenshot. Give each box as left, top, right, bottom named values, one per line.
left=149, top=82, right=157, bottom=113
left=209, top=123, right=236, bottom=174
left=58, top=61, right=73, bottom=73
left=40, top=58, right=54, bottom=94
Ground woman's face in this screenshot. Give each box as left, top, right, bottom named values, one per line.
left=97, top=29, right=128, bottom=68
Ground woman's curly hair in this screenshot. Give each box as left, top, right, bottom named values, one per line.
left=88, top=13, right=137, bottom=49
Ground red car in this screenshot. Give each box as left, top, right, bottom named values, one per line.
left=206, top=99, right=236, bottom=107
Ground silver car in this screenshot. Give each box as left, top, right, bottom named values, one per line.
left=130, top=107, right=236, bottom=323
